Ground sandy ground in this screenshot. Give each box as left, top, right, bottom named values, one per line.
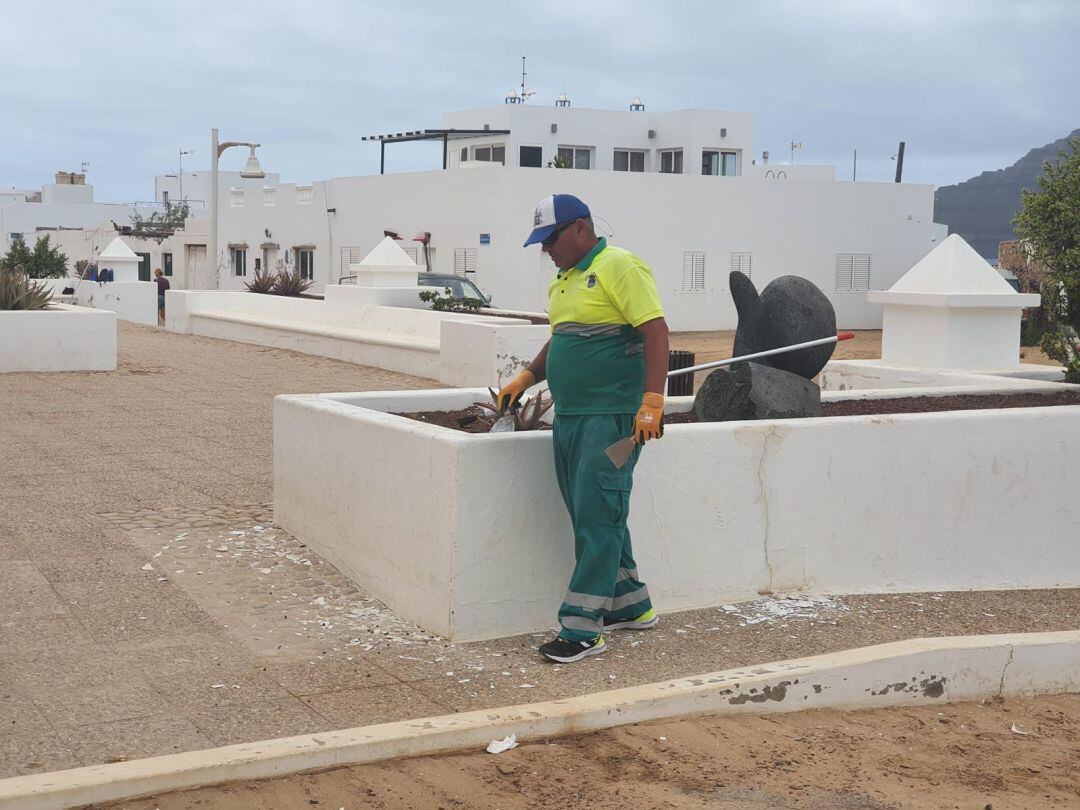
left=668, top=330, right=1059, bottom=370
left=116, top=694, right=1080, bottom=810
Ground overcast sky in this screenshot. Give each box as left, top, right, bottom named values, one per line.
left=2, top=0, right=1077, bottom=201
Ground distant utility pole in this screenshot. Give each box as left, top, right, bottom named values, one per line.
left=790, top=140, right=802, bottom=164
left=894, top=141, right=906, bottom=183
left=519, top=56, right=535, bottom=103
left=852, top=149, right=857, bottom=181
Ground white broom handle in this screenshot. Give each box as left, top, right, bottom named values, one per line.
left=668, top=332, right=856, bottom=378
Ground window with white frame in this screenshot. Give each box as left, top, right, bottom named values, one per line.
left=660, top=149, right=684, bottom=174
left=472, top=144, right=506, bottom=164
left=453, top=247, right=477, bottom=277
left=296, top=186, right=313, bottom=205
left=730, top=251, right=752, bottom=278
left=613, top=149, right=646, bottom=172
left=682, top=251, right=705, bottom=292
left=557, top=146, right=592, bottom=169
left=519, top=145, right=543, bottom=167
left=229, top=188, right=245, bottom=208
left=703, top=150, right=738, bottom=176
left=295, top=247, right=314, bottom=280
left=835, top=254, right=871, bottom=291
left=263, top=187, right=276, bottom=206
left=230, top=246, right=247, bottom=277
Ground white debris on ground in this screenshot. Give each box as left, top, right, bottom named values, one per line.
left=717, top=595, right=852, bottom=627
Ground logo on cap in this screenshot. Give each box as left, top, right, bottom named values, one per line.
left=533, top=208, right=543, bottom=227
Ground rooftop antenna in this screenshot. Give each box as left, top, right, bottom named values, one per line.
left=80, top=161, right=90, bottom=175
left=789, top=140, right=802, bottom=164
left=519, top=56, right=535, bottom=104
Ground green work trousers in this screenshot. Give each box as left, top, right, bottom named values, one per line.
left=552, top=412, right=652, bottom=642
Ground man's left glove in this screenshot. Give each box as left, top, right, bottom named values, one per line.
left=633, top=392, right=665, bottom=444
left=496, top=368, right=536, bottom=414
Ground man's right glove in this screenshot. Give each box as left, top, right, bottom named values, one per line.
left=496, top=368, right=536, bottom=414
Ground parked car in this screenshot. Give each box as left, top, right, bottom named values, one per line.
left=417, top=273, right=492, bottom=306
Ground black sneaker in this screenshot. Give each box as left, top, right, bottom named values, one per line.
left=603, top=608, right=659, bottom=631
left=538, top=635, right=606, bottom=663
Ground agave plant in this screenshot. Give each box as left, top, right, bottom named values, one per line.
left=244, top=265, right=277, bottom=295
left=0, top=267, right=53, bottom=310
left=272, top=269, right=314, bottom=297
left=474, top=387, right=554, bottom=431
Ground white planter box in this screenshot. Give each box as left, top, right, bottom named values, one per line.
left=0, top=304, right=116, bottom=372
left=274, top=386, right=1080, bottom=642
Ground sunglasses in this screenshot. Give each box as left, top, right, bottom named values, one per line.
left=542, top=219, right=577, bottom=247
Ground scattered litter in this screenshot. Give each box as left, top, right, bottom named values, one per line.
left=229, top=530, right=246, bottom=537
left=156, top=577, right=168, bottom=582
left=216, top=546, right=229, bottom=552
left=519, top=684, right=536, bottom=688
left=259, top=568, right=273, bottom=575
left=719, top=596, right=849, bottom=625
left=487, top=734, right=518, bottom=754
left=175, top=533, right=188, bottom=540
left=141, top=563, right=154, bottom=571
left=1011, top=723, right=1030, bottom=736
left=210, top=684, right=226, bottom=689
left=659, top=736, right=667, bottom=741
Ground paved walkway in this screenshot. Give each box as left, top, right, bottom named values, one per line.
left=1, top=323, right=1077, bottom=778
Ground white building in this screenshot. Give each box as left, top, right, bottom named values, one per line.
left=194, top=102, right=944, bottom=329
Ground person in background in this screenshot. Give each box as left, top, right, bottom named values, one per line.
left=154, top=268, right=170, bottom=325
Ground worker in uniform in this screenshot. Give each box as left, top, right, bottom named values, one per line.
left=498, top=194, right=670, bottom=663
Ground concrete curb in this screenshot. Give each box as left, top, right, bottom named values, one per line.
left=3, top=630, right=1079, bottom=809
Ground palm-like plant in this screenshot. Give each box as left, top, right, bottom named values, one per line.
left=474, top=388, right=554, bottom=431
left=272, top=269, right=313, bottom=297
left=0, top=267, right=52, bottom=310
left=244, top=266, right=277, bottom=294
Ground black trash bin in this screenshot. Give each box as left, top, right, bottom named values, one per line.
left=667, top=350, right=696, bottom=396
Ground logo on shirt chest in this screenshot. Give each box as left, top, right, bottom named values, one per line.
left=587, top=273, right=597, bottom=288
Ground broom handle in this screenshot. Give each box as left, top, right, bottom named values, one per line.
left=668, top=332, right=856, bottom=378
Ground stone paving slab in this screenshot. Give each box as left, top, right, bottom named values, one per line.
left=1, top=322, right=1078, bottom=779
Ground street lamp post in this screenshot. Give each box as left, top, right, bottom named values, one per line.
left=208, top=127, right=265, bottom=290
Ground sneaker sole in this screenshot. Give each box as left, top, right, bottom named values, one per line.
left=604, top=616, right=659, bottom=631
left=541, top=639, right=607, bottom=663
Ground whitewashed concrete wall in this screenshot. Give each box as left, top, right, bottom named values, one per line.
left=209, top=166, right=945, bottom=330
left=73, top=281, right=158, bottom=326
left=275, top=386, right=1080, bottom=641
left=0, top=304, right=116, bottom=372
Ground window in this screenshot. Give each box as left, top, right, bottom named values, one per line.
left=296, top=248, right=314, bottom=280
left=730, top=251, right=752, bottom=278
left=703, top=150, right=738, bottom=176
left=230, top=188, right=244, bottom=208
left=406, top=246, right=435, bottom=268
left=660, top=149, right=683, bottom=174
left=460, top=147, right=468, bottom=162
left=472, top=144, right=506, bottom=164
left=296, top=186, right=313, bottom=205
left=231, top=247, right=247, bottom=277
left=682, top=251, right=705, bottom=292
left=254, top=257, right=262, bottom=272
left=614, top=149, right=646, bottom=172
left=557, top=146, right=592, bottom=169
left=263, top=187, right=276, bottom=206
left=836, top=254, right=871, bottom=291
left=163, top=252, right=173, bottom=277
left=162, top=190, right=169, bottom=205
left=519, top=145, right=543, bottom=168
left=453, top=247, right=477, bottom=278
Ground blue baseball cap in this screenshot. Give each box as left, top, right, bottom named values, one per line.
left=523, top=194, right=591, bottom=247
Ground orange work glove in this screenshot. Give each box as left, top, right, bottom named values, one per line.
left=496, top=368, right=536, bottom=414
left=633, top=392, right=665, bottom=444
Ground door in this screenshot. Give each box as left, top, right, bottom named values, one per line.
left=163, top=252, right=173, bottom=277
left=186, top=244, right=206, bottom=289
left=137, top=252, right=152, bottom=281
left=263, top=246, right=279, bottom=273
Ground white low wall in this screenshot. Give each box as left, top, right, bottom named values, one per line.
left=0, top=304, right=116, bottom=372
left=820, top=360, right=1068, bottom=394
left=275, top=382, right=1080, bottom=641
left=167, top=290, right=545, bottom=386
left=75, top=280, right=158, bottom=326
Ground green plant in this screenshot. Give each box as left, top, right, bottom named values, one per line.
left=474, top=388, right=553, bottom=431
left=548, top=154, right=572, bottom=169
left=272, top=269, right=313, bottom=297
left=0, top=234, right=68, bottom=279
left=74, top=259, right=89, bottom=278
left=1013, top=136, right=1080, bottom=382
left=245, top=265, right=278, bottom=294
left=0, top=268, right=53, bottom=310
left=130, top=201, right=191, bottom=242
left=419, top=287, right=484, bottom=313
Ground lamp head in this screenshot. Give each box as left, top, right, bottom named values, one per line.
left=239, top=146, right=265, bottom=179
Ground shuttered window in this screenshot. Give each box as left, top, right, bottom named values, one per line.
left=835, top=254, right=871, bottom=291
left=682, top=251, right=705, bottom=292
left=453, top=247, right=477, bottom=278
left=730, top=251, right=752, bottom=279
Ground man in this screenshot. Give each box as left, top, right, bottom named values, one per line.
left=154, top=268, right=170, bottom=325
left=498, top=194, right=669, bottom=663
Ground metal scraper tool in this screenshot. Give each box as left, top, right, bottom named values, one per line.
left=489, top=403, right=519, bottom=433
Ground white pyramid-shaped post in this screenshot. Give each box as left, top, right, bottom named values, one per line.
left=96, top=236, right=142, bottom=282
left=349, top=236, right=422, bottom=288
left=867, top=234, right=1040, bottom=370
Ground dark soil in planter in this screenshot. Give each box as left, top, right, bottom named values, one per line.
left=398, top=390, right=1080, bottom=433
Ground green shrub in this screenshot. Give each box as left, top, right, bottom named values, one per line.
left=419, top=287, right=484, bottom=313
left=0, top=234, right=68, bottom=279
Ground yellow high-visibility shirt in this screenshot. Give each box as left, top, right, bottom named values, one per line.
left=547, top=239, right=664, bottom=329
